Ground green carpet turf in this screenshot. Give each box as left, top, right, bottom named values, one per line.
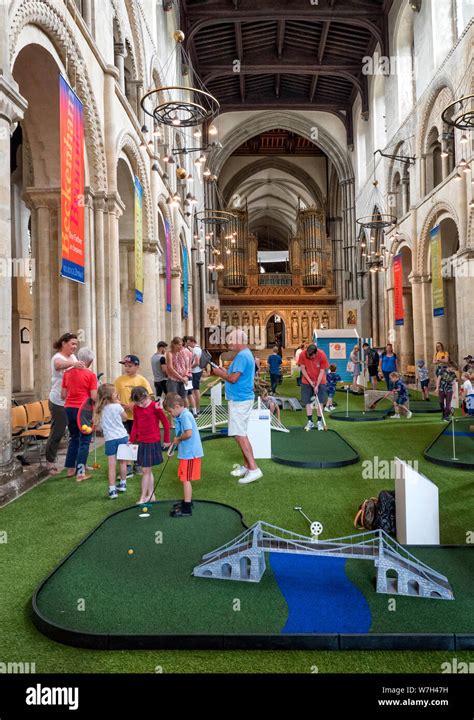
left=35, top=501, right=287, bottom=636
left=345, top=548, right=474, bottom=634
left=1, top=375, right=473, bottom=672
left=271, top=427, right=358, bottom=467
left=424, top=417, right=474, bottom=468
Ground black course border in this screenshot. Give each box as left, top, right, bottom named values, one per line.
left=330, top=410, right=390, bottom=422
left=271, top=428, right=359, bottom=468
left=424, top=421, right=474, bottom=470
left=31, top=520, right=474, bottom=651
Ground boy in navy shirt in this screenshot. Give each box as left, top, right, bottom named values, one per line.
left=325, top=364, right=341, bottom=412
left=385, top=372, right=412, bottom=419
left=166, top=393, right=203, bottom=517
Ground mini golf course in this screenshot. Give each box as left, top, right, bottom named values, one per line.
left=424, top=417, right=474, bottom=470
left=330, top=410, right=390, bottom=422
left=271, top=427, right=359, bottom=467
left=32, top=501, right=474, bottom=650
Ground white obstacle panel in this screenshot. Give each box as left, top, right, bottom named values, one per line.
left=394, top=457, right=440, bottom=545
left=247, top=399, right=272, bottom=459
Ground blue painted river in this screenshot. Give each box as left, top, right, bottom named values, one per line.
left=269, top=553, right=372, bottom=633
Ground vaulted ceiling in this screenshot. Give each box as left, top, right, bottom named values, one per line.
left=181, top=0, right=393, bottom=145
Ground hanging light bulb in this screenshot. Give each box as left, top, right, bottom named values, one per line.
left=203, top=167, right=211, bottom=177
left=226, top=248, right=231, bottom=255
left=460, top=133, right=468, bottom=144
left=163, top=151, right=170, bottom=163
left=459, top=158, right=467, bottom=167
left=151, top=162, right=159, bottom=172
left=455, top=172, right=463, bottom=181
left=187, top=174, right=194, bottom=183
left=463, top=162, right=471, bottom=173
left=193, top=128, right=202, bottom=138
left=171, top=115, right=181, bottom=126
left=440, top=146, right=449, bottom=158
left=208, top=124, right=218, bottom=136
left=141, top=124, right=149, bottom=134
left=199, top=154, right=206, bottom=164
left=470, top=198, right=474, bottom=209
left=173, top=192, right=181, bottom=203
left=167, top=155, right=176, bottom=165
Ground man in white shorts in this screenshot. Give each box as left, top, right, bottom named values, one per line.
left=211, top=329, right=262, bottom=484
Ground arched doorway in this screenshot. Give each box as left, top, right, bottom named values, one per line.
left=266, top=314, right=285, bottom=349
left=428, top=217, right=459, bottom=362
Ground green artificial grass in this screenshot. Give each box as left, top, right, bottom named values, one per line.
left=424, top=417, right=474, bottom=468
left=1, top=376, right=473, bottom=672
left=271, top=427, right=359, bottom=467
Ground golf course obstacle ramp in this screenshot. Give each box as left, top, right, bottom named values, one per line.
left=193, top=522, right=454, bottom=601
left=273, top=396, right=303, bottom=411
left=271, top=426, right=359, bottom=468
left=196, top=401, right=289, bottom=433
left=424, top=417, right=474, bottom=470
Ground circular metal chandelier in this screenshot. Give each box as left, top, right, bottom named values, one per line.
left=441, top=95, right=474, bottom=131
left=196, top=209, right=236, bottom=226
left=356, top=181, right=397, bottom=230
left=140, top=30, right=220, bottom=128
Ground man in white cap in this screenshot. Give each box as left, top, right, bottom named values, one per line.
left=211, top=328, right=262, bottom=484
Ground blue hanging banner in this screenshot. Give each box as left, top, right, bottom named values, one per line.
left=183, top=244, right=189, bottom=320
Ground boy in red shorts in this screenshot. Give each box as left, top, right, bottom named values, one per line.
left=166, top=393, right=203, bottom=517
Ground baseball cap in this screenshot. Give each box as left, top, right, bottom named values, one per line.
left=119, top=354, right=140, bottom=365
left=307, top=343, right=318, bottom=357
left=463, top=355, right=473, bottom=361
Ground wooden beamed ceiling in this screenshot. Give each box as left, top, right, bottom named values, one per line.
left=180, top=0, right=393, bottom=145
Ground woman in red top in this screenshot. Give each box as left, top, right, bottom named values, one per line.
left=61, top=347, right=98, bottom=481
left=129, top=386, right=171, bottom=504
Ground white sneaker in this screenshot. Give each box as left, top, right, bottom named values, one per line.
left=230, top=464, right=247, bottom=478
left=317, top=421, right=324, bottom=431
left=324, top=406, right=331, bottom=413
left=304, top=420, right=315, bottom=431
left=238, top=468, right=263, bottom=484
left=406, top=411, right=413, bottom=419
left=392, top=414, right=401, bottom=419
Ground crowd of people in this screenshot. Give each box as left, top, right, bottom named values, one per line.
left=42, top=330, right=474, bottom=510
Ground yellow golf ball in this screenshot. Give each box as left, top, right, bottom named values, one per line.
left=81, top=424, right=88, bottom=431
left=128, top=549, right=134, bottom=555
left=142, top=507, right=148, bottom=513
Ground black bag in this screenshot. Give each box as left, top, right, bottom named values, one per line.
left=370, top=349, right=380, bottom=366
left=374, top=490, right=396, bottom=535
left=354, top=490, right=396, bottom=535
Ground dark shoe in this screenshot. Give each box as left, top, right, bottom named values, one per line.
left=170, top=507, right=192, bottom=517
left=172, top=500, right=194, bottom=509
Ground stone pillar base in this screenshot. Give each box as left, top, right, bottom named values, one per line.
left=0, top=462, right=48, bottom=508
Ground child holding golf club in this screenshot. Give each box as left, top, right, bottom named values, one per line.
left=94, top=384, right=130, bottom=499
left=129, top=386, right=171, bottom=504
left=416, top=359, right=430, bottom=401
left=165, top=392, right=203, bottom=518
left=385, top=372, right=412, bottom=419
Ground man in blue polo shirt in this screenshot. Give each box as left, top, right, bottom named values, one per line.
left=211, top=328, right=262, bottom=485
left=267, top=346, right=282, bottom=393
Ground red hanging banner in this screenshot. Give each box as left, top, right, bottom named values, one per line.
left=393, top=253, right=404, bottom=326
left=60, top=75, right=85, bottom=283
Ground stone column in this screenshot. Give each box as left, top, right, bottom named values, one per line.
left=420, top=276, right=434, bottom=364
left=402, top=178, right=410, bottom=215
left=399, top=287, right=414, bottom=371
left=410, top=275, right=426, bottom=362
left=419, top=155, right=426, bottom=197
left=113, top=45, right=126, bottom=93
left=0, top=75, right=27, bottom=472
left=171, top=268, right=182, bottom=338
left=119, top=241, right=130, bottom=357
left=78, top=188, right=95, bottom=353
left=106, top=195, right=124, bottom=378
left=82, top=0, right=92, bottom=28
left=24, top=189, right=61, bottom=399
left=454, top=248, right=474, bottom=363
left=93, top=192, right=107, bottom=376
left=191, top=244, right=201, bottom=339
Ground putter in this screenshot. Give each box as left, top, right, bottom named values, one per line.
left=146, top=445, right=176, bottom=504
left=313, top=394, right=328, bottom=430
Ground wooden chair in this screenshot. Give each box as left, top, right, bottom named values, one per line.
left=12, top=403, right=50, bottom=465
left=40, top=400, right=52, bottom=423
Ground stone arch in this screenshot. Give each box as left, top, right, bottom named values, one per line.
left=212, top=112, right=354, bottom=183
left=9, top=0, right=107, bottom=190
left=416, top=81, right=456, bottom=160
left=223, top=157, right=325, bottom=209
left=123, top=0, right=146, bottom=86
left=116, top=131, right=153, bottom=241
left=417, top=201, right=460, bottom=276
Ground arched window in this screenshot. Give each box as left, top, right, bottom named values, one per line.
left=394, top=4, right=416, bottom=124
left=392, top=172, right=403, bottom=220
left=372, top=70, right=386, bottom=154
left=425, top=127, right=443, bottom=193
left=356, top=108, right=367, bottom=189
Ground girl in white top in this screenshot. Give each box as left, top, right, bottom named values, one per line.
left=94, top=384, right=129, bottom=499
left=45, top=332, right=85, bottom=473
